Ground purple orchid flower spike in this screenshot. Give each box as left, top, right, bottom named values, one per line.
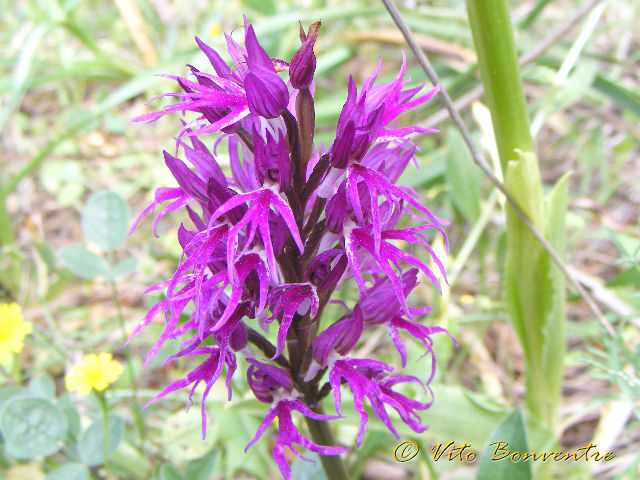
left=131, top=18, right=454, bottom=480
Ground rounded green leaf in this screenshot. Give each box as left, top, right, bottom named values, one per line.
left=45, top=463, right=90, bottom=480
left=0, top=397, right=67, bottom=459
left=29, top=374, right=56, bottom=399
left=81, top=190, right=130, bottom=252
left=62, top=405, right=81, bottom=439
left=60, top=245, right=108, bottom=279
left=108, top=256, right=138, bottom=279
left=159, top=464, right=184, bottom=480
left=0, top=386, right=31, bottom=412
left=78, top=414, right=124, bottom=466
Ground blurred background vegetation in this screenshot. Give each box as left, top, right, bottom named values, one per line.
left=0, top=0, right=638, bottom=479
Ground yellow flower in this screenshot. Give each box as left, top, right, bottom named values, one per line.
left=65, top=353, right=123, bottom=395
left=0, top=302, right=32, bottom=366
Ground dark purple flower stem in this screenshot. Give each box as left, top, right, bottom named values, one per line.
left=247, top=327, right=291, bottom=370
left=281, top=109, right=304, bottom=193
left=235, top=126, right=255, bottom=153
left=275, top=201, right=348, bottom=479
left=295, top=88, right=315, bottom=166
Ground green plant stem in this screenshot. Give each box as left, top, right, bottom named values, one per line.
left=465, top=0, right=534, bottom=172
left=107, top=269, right=145, bottom=446
left=0, top=184, right=16, bottom=246
left=304, top=416, right=350, bottom=480
left=465, top=0, right=566, bottom=442
left=98, top=391, right=110, bottom=476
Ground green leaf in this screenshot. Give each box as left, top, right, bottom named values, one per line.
left=541, top=172, right=570, bottom=400
left=398, top=155, right=445, bottom=189
left=606, top=230, right=640, bottom=260
left=159, top=464, right=184, bottom=480
left=60, top=245, right=108, bottom=279
left=291, top=452, right=328, bottom=480
left=504, top=151, right=557, bottom=426
left=445, top=128, right=482, bottom=220
left=28, top=374, right=56, bottom=399
left=417, top=386, right=509, bottom=446
left=45, top=463, right=90, bottom=480
left=244, top=0, right=276, bottom=15
left=62, top=405, right=81, bottom=439
left=110, top=441, right=153, bottom=480
left=81, top=190, right=130, bottom=252
left=57, top=394, right=81, bottom=439
left=476, top=409, right=531, bottom=480
left=161, top=408, right=217, bottom=462
left=0, top=386, right=31, bottom=412
left=350, top=430, right=394, bottom=480
left=208, top=402, right=271, bottom=478
left=108, top=256, right=138, bottom=279
left=78, top=414, right=124, bottom=466
left=185, top=448, right=220, bottom=480
left=607, top=266, right=640, bottom=287
left=550, top=62, right=598, bottom=113
left=316, top=47, right=353, bottom=78
left=0, top=397, right=67, bottom=459
left=594, top=74, right=640, bottom=117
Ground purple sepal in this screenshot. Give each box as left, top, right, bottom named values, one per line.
left=229, top=321, right=248, bottom=351
left=247, top=358, right=294, bottom=403
left=163, top=150, right=207, bottom=202
left=252, top=126, right=291, bottom=191
left=245, top=398, right=347, bottom=480
left=328, top=357, right=393, bottom=446
left=304, top=249, right=347, bottom=293
left=329, top=120, right=355, bottom=169
left=244, top=25, right=289, bottom=118
left=325, top=182, right=348, bottom=233
left=144, top=346, right=237, bottom=439
left=312, top=305, right=363, bottom=365
left=267, top=283, right=319, bottom=360
left=207, top=188, right=303, bottom=282
left=289, top=21, right=321, bottom=89
left=359, top=269, right=420, bottom=325
left=245, top=71, right=290, bottom=119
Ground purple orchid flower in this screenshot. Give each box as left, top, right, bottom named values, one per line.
left=131, top=18, right=455, bottom=479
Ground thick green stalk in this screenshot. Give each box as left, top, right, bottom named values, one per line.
left=465, top=0, right=567, bottom=435
left=465, top=0, right=534, bottom=172
left=304, top=416, right=349, bottom=480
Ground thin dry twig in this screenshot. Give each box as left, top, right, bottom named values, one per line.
left=381, top=0, right=615, bottom=336
left=114, top=0, right=158, bottom=66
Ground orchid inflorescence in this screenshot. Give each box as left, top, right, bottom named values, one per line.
left=130, top=18, right=455, bottom=479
